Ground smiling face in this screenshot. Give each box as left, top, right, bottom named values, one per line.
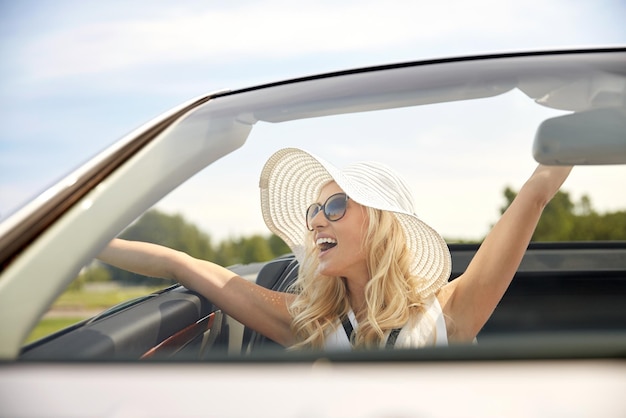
left=308, top=181, right=370, bottom=282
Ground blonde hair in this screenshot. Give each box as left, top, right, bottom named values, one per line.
left=288, top=207, right=429, bottom=349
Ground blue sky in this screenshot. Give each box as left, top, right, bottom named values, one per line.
left=1, top=0, right=625, bottom=238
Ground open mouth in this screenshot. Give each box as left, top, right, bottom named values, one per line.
left=316, top=237, right=337, bottom=252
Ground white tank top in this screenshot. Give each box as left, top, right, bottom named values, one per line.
left=324, top=296, right=448, bottom=350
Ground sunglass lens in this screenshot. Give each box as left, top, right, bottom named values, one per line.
left=306, top=204, right=321, bottom=230
left=325, top=194, right=347, bottom=221
left=306, top=194, right=348, bottom=230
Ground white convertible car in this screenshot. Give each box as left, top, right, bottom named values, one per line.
left=1, top=47, right=625, bottom=417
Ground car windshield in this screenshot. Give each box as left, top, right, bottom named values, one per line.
left=10, top=50, right=626, bottom=361
left=155, top=52, right=626, bottom=244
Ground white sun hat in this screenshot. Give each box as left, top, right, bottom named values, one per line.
left=259, top=147, right=451, bottom=297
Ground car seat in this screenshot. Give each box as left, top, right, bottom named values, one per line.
left=241, top=254, right=299, bottom=353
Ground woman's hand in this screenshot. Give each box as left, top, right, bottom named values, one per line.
left=98, top=238, right=296, bottom=346
left=523, top=164, right=573, bottom=207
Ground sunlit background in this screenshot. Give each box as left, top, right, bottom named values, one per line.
left=2, top=0, right=625, bottom=241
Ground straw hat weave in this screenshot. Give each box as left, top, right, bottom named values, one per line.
left=259, top=148, right=451, bottom=297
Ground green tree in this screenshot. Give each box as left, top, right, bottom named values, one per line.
left=214, top=234, right=290, bottom=266
left=268, top=234, right=291, bottom=257
left=121, top=210, right=215, bottom=260
left=82, top=264, right=112, bottom=283
left=572, top=210, right=626, bottom=240
left=499, top=187, right=626, bottom=241
left=68, top=263, right=112, bottom=291
left=214, top=239, right=239, bottom=267
left=109, top=210, right=216, bottom=285
left=533, top=191, right=576, bottom=241
left=240, top=235, right=274, bottom=264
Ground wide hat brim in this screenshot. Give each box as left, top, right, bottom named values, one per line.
left=259, top=148, right=451, bottom=297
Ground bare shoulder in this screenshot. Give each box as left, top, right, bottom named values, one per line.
left=435, top=277, right=477, bottom=342
left=435, top=279, right=458, bottom=311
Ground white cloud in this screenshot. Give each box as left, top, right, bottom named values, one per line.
left=2, top=0, right=624, bottom=230
left=11, top=0, right=614, bottom=81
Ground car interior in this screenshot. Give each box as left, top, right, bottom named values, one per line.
left=20, top=241, right=626, bottom=361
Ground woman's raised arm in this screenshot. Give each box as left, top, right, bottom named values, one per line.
left=438, top=164, right=573, bottom=342
left=98, top=239, right=296, bottom=346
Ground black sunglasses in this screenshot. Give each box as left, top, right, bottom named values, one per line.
left=306, top=193, right=349, bottom=231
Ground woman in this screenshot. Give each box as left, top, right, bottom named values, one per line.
left=98, top=147, right=572, bottom=350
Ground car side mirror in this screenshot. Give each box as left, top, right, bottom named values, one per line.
left=533, top=107, right=626, bottom=165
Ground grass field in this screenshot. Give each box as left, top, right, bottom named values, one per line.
left=51, top=285, right=163, bottom=310
left=25, top=285, right=164, bottom=344
left=26, top=317, right=87, bottom=344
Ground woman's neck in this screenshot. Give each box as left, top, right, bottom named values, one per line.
left=345, top=277, right=368, bottom=319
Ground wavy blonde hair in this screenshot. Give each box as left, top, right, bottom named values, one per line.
left=288, top=206, right=429, bottom=349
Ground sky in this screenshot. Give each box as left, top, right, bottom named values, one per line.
left=1, top=0, right=625, bottom=240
